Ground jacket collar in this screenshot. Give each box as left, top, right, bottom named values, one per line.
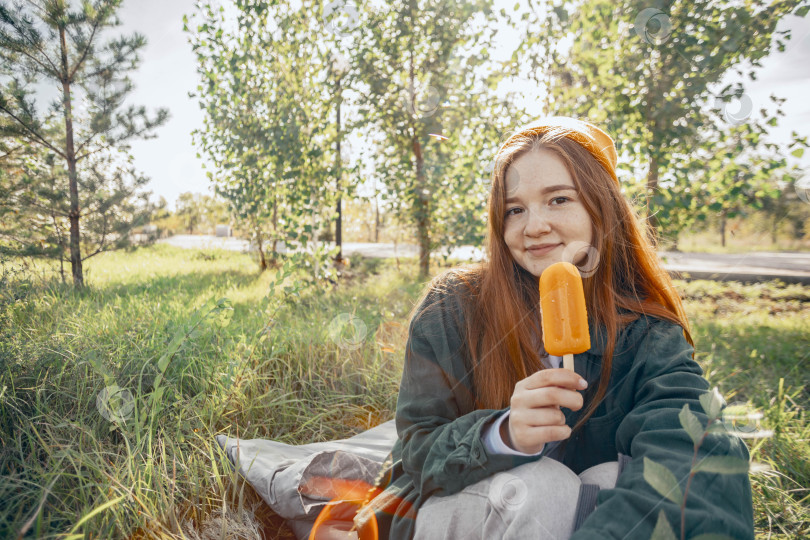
left=583, top=310, right=651, bottom=357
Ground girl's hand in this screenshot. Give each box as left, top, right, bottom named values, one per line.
left=503, top=368, right=588, bottom=454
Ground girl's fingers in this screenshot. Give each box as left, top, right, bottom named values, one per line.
left=509, top=424, right=572, bottom=453
left=512, top=386, right=584, bottom=411
left=510, top=406, right=566, bottom=427
left=533, top=424, right=572, bottom=443
left=521, top=368, right=587, bottom=391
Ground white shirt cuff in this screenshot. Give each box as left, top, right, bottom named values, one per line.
left=483, top=410, right=544, bottom=456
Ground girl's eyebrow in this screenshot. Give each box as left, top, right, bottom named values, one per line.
left=505, top=184, right=577, bottom=203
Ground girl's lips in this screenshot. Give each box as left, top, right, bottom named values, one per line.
left=526, top=243, right=561, bottom=256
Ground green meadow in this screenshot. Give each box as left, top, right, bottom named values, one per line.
left=0, top=244, right=807, bottom=539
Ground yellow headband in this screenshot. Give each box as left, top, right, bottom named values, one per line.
left=510, top=116, right=619, bottom=185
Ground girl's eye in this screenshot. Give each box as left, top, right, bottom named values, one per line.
left=551, top=196, right=570, bottom=205
left=505, top=207, right=522, bottom=217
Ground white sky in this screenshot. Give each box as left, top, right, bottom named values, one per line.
left=108, top=0, right=810, bottom=211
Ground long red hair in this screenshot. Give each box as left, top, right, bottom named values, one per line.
left=408, top=123, right=694, bottom=436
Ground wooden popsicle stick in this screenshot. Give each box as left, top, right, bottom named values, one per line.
left=563, top=353, right=574, bottom=371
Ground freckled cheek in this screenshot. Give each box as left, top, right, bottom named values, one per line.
left=556, top=211, right=588, bottom=229
left=503, top=224, right=522, bottom=251
left=554, top=214, right=578, bottom=227
left=504, top=217, right=525, bottom=233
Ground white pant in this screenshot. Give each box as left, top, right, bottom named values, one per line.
left=413, top=458, right=620, bottom=540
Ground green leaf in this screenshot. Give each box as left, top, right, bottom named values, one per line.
left=699, top=387, right=725, bottom=420
left=790, top=147, right=804, bottom=158
left=650, top=510, right=678, bottom=540
left=679, top=404, right=704, bottom=445
left=692, top=456, right=750, bottom=475
left=643, top=457, right=684, bottom=504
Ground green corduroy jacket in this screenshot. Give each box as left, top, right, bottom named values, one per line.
left=369, top=275, right=754, bottom=540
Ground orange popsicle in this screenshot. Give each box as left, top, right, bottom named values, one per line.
left=539, top=261, right=590, bottom=371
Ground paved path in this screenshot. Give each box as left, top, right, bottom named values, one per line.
left=659, top=251, right=810, bottom=285
left=158, top=235, right=810, bottom=285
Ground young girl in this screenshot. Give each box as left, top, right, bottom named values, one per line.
left=361, top=116, right=753, bottom=540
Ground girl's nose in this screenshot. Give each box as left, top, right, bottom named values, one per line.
left=524, top=207, right=552, bottom=236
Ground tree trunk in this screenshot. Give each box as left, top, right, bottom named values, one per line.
left=336, top=197, right=342, bottom=256
left=407, top=18, right=429, bottom=279
left=374, top=188, right=380, bottom=243
left=393, top=229, right=400, bottom=272
left=60, top=26, right=83, bottom=288
left=404, top=14, right=431, bottom=279
left=272, top=197, right=278, bottom=255
left=413, top=135, right=430, bottom=279
left=645, top=154, right=660, bottom=245
left=255, top=224, right=267, bottom=271
left=720, top=211, right=727, bottom=247
left=335, top=75, right=343, bottom=262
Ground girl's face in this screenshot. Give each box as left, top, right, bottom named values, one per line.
left=502, top=147, right=594, bottom=278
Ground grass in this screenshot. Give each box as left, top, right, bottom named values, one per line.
left=0, top=244, right=807, bottom=539
left=679, top=279, right=810, bottom=538
left=675, top=230, right=810, bottom=254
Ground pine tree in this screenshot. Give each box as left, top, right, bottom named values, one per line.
left=0, top=0, right=169, bottom=287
